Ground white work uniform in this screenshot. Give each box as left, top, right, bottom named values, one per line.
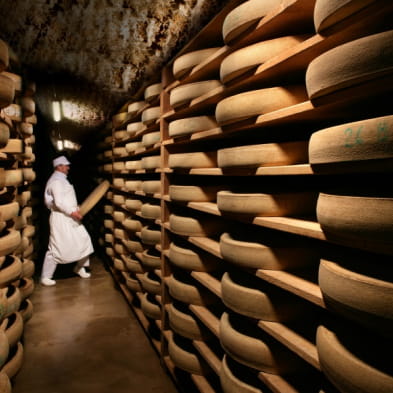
left=41, top=170, right=93, bottom=279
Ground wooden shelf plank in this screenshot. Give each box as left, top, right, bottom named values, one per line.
left=193, top=340, right=222, bottom=375
left=258, top=372, right=303, bottom=393
left=191, top=374, right=216, bottom=393
left=191, top=271, right=222, bottom=298
left=187, top=236, right=222, bottom=259
left=189, top=305, right=220, bottom=337
left=257, top=320, right=320, bottom=370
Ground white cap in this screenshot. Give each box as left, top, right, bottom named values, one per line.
left=53, top=155, right=71, bottom=167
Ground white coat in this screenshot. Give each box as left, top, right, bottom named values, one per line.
left=44, top=170, right=94, bottom=263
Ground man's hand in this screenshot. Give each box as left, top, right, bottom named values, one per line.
left=71, top=210, right=83, bottom=221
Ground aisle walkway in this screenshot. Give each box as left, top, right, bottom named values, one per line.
left=12, top=257, right=178, bottom=393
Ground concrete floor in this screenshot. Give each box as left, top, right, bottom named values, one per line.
left=12, top=257, right=178, bottom=393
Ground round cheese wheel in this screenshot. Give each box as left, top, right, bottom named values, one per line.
left=170, top=80, right=222, bottom=108
left=216, top=86, right=308, bottom=125
left=142, top=180, right=160, bottom=194
left=113, top=146, right=127, bottom=157
left=125, top=198, right=143, bottom=211
left=141, top=203, right=161, bottom=219
left=113, top=178, right=125, bottom=190
left=104, top=233, right=114, bottom=243
left=168, top=242, right=219, bottom=272
left=123, top=239, right=144, bottom=253
left=79, top=180, right=110, bottom=216
left=317, top=324, right=393, bottom=393
left=125, top=141, right=143, bottom=153
left=217, top=190, right=317, bottom=217
left=0, top=202, right=19, bottom=222
left=139, top=272, right=161, bottom=295
left=316, top=193, right=393, bottom=251
left=221, top=35, right=309, bottom=84
left=124, top=180, right=142, bottom=192
left=112, top=161, right=125, bottom=172
left=0, top=121, right=10, bottom=148
left=142, top=131, right=160, bottom=147
left=168, top=151, right=217, bottom=169
left=314, top=0, right=378, bottom=32
left=113, top=211, right=126, bottom=223
left=169, top=185, right=220, bottom=202
left=20, top=97, right=35, bottom=116
left=306, top=30, right=393, bottom=101
left=169, top=213, right=225, bottom=237
left=0, top=256, right=22, bottom=287
left=218, top=141, right=309, bottom=168
left=123, top=218, right=142, bottom=232
left=141, top=155, right=160, bottom=169
left=141, top=226, right=161, bottom=245
left=125, top=160, right=142, bottom=170
left=0, top=40, right=9, bottom=71
left=0, top=74, right=14, bottom=108
left=121, top=255, right=144, bottom=273
left=309, top=115, right=393, bottom=171
left=169, top=115, right=217, bottom=138
left=0, top=330, right=9, bottom=369
left=141, top=248, right=161, bottom=269
left=2, top=342, right=23, bottom=379
left=128, top=101, right=145, bottom=116
left=319, top=257, right=393, bottom=337
left=222, top=0, right=282, bottom=43
left=4, top=286, right=21, bottom=318
left=104, top=205, right=114, bottom=214
left=144, top=83, right=162, bottom=103
left=113, top=130, right=128, bottom=141
left=103, top=163, right=113, bottom=173
left=16, top=278, right=34, bottom=301
left=173, top=47, right=220, bottom=79
left=21, top=258, right=35, bottom=278
left=112, top=112, right=127, bottom=128
left=2, top=72, right=22, bottom=94
left=127, top=121, right=144, bottom=135
left=17, top=122, right=33, bottom=136
left=122, top=271, right=142, bottom=292
left=141, top=106, right=160, bottom=126
left=19, top=298, right=33, bottom=324
left=140, top=293, right=161, bottom=320
left=220, top=312, right=305, bottom=374
left=0, top=229, right=21, bottom=257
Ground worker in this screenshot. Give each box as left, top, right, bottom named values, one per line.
left=40, top=155, right=94, bottom=286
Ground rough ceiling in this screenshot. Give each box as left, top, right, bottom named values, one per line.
left=0, top=0, right=228, bottom=143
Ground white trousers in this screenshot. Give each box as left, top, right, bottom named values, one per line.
left=41, top=251, right=90, bottom=279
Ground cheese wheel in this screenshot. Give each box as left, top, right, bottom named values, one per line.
left=125, top=141, right=143, bottom=153
left=104, top=233, right=113, bottom=243
left=141, top=155, right=160, bottom=169
left=20, top=97, right=35, bottom=116
left=0, top=40, right=9, bottom=71
left=24, top=114, right=37, bottom=125
left=124, top=180, right=142, bottom=192
left=144, top=83, right=162, bottom=103
left=0, top=74, right=14, bottom=108
left=221, top=271, right=307, bottom=321
left=113, top=130, right=128, bottom=141
left=317, top=324, right=393, bottom=393
left=218, top=141, right=309, bottom=168
left=79, top=180, right=110, bottom=216
left=122, top=239, right=144, bottom=253
left=125, top=160, right=142, bottom=170
left=309, top=115, right=393, bottom=171
left=141, top=180, right=160, bottom=194
left=173, top=47, right=220, bottom=79
left=216, top=86, right=307, bottom=125
left=221, top=35, right=309, bottom=84
left=140, top=203, right=160, bottom=219
left=112, top=178, right=125, bottom=190
left=21, top=258, right=35, bottom=278
left=113, top=211, right=126, bottom=223
left=19, top=299, right=33, bottom=324
left=0, top=121, right=10, bottom=148
left=168, top=242, right=219, bottom=272
left=4, top=285, right=21, bottom=318
left=317, top=193, right=393, bottom=251
left=0, top=256, right=22, bottom=287
left=142, top=131, right=160, bottom=147
left=0, top=229, right=21, bottom=257
left=168, top=116, right=217, bottom=137
left=222, top=0, right=282, bottom=43
left=112, top=111, right=127, bottom=128
left=113, top=146, right=127, bottom=157
left=169, top=185, right=220, bottom=202
left=0, top=330, right=9, bottom=370
left=103, top=150, right=113, bottom=158
left=319, top=257, right=393, bottom=337
left=2, top=72, right=22, bottom=93
left=127, top=121, right=144, bottom=135
left=170, top=80, right=221, bottom=108
left=168, top=151, right=217, bottom=169
left=140, top=249, right=161, bottom=269
left=217, top=190, right=317, bottom=217
left=103, top=163, right=112, bottom=173
left=0, top=202, right=19, bottom=222
left=139, top=272, right=161, bottom=295
left=141, top=226, right=161, bottom=245
left=121, top=255, right=144, bottom=273
left=122, top=218, right=142, bottom=233
left=314, top=0, right=378, bottom=32
left=17, top=122, right=33, bottom=136
left=16, top=278, right=34, bottom=301
left=2, top=342, right=24, bottom=379
left=306, top=30, right=393, bottom=101
left=127, top=101, right=145, bottom=116
left=122, top=272, right=142, bottom=292
left=112, top=161, right=125, bottom=172
left=104, top=204, right=114, bottom=214
left=140, top=293, right=161, bottom=320
left=125, top=198, right=143, bottom=211
left=169, top=213, right=225, bottom=237
left=141, top=106, right=160, bottom=125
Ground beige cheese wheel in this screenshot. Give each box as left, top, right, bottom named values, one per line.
left=140, top=293, right=161, bottom=320
left=122, top=271, right=142, bottom=292
left=222, top=0, right=282, bottom=44
left=217, top=190, right=317, bottom=217
left=79, top=180, right=110, bottom=216
left=125, top=160, right=142, bottom=171
left=173, top=47, right=221, bottom=79
left=114, top=243, right=126, bottom=256
left=168, top=115, right=217, bottom=138
left=141, top=226, right=161, bottom=245
left=220, top=312, right=305, bottom=374
left=122, top=239, right=144, bottom=253
left=112, top=111, right=127, bottom=128
left=21, top=259, right=35, bottom=279
left=0, top=40, right=9, bottom=71
left=128, top=101, right=145, bottom=116
left=0, top=202, right=19, bottom=221
left=103, top=163, right=113, bottom=173
left=142, top=131, right=160, bottom=147
left=168, top=302, right=207, bottom=340
left=112, top=161, right=125, bottom=172
left=125, top=198, right=143, bottom=211
left=218, top=141, right=309, bottom=168
left=104, top=205, right=114, bottom=214
left=0, top=288, right=7, bottom=321
left=140, top=249, right=161, bottom=269
left=103, top=150, right=113, bottom=158
left=22, top=225, right=35, bottom=239
left=20, top=97, right=35, bottom=116
left=124, top=180, right=142, bottom=192
left=170, top=80, right=222, bottom=108
left=0, top=121, right=10, bottom=148
left=2, top=342, right=24, bottom=379
left=144, top=83, right=162, bottom=103
left=0, top=256, right=22, bottom=287
left=317, top=193, right=393, bottom=250
left=309, top=115, right=393, bottom=170
left=0, top=230, right=21, bottom=257
left=17, top=122, right=33, bottom=136
left=169, top=213, right=225, bottom=237
left=4, top=286, right=22, bottom=318
left=113, top=146, right=127, bottom=157
left=314, top=0, right=378, bottom=32
left=139, top=272, right=161, bottom=295
left=168, top=151, right=217, bottom=169
left=113, top=211, right=126, bottom=222
left=19, top=298, right=33, bottom=323
left=141, top=106, right=160, bottom=126
left=2, top=312, right=24, bottom=348
left=141, top=203, right=161, bottom=219
left=141, top=155, right=160, bottom=169
left=2, top=72, right=22, bottom=94
left=221, top=271, right=307, bottom=322
left=221, top=35, right=309, bottom=84
left=113, top=130, right=128, bottom=141
left=169, top=185, right=220, bottom=202
left=167, top=273, right=217, bottom=306
left=126, top=121, right=144, bottom=135
left=0, top=74, right=14, bottom=108
left=105, top=246, right=114, bottom=257
left=220, top=355, right=264, bottom=393
left=316, top=324, right=393, bottom=393
left=121, top=255, right=144, bottom=273
left=319, top=257, right=393, bottom=337
left=104, top=233, right=114, bottom=243
left=125, top=141, right=143, bottom=153
left=22, top=168, right=35, bottom=183
left=168, top=334, right=208, bottom=375
left=306, top=30, right=393, bottom=101
left=142, top=180, right=160, bottom=194
left=123, top=218, right=142, bottom=232
left=216, top=86, right=308, bottom=126
left=113, top=178, right=125, bottom=190
left=168, top=242, right=219, bottom=272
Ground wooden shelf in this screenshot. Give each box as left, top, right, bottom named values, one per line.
left=191, top=374, right=217, bottom=393
left=193, top=340, right=222, bottom=375
left=258, top=372, right=303, bottom=393
left=189, top=305, right=220, bottom=338
left=191, top=271, right=222, bottom=299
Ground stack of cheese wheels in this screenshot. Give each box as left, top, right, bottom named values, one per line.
left=168, top=115, right=218, bottom=138
left=168, top=151, right=217, bottom=169
left=220, top=35, right=310, bottom=84
left=316, top=323, right=393, bottom=392
left=220, top=312, right=306, bottom=374
left=144, top=82, right=162, bottom=103
left=169, top=80, right=222, bottom=109
left=318, top=253, right=393, bottom=338
left=169, top=212, right=225, bottom=237
left=173, top=47, right=220, bottom=79
left=306, top=30, right=393, bottom=103
left=222, top=0, right=282, bottom=43
left=309, top=114, right=393, bottom=172
left=141, top=293, right=161, bottom=320
left=221, top=271, right=308, bottom=321
left=218, top=141, right=309, bottom=168
left=141, top=106, right=160, bottom=126
left=215, top=85, right=308, bottom=126
left=217, top=190, right=317, bottom=217
left=316, top=192, right=393, bottom=253
left=127, top=100, right=145, bottom=117
left=169, top=184, right=221, bottom=202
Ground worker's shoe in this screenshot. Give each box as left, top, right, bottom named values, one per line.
left=41, top=277, right=56, bottom=286
left=74, top=266, right=91, bottom=278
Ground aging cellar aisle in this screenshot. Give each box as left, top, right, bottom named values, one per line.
left=10, top=257, right=178, bottom=393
